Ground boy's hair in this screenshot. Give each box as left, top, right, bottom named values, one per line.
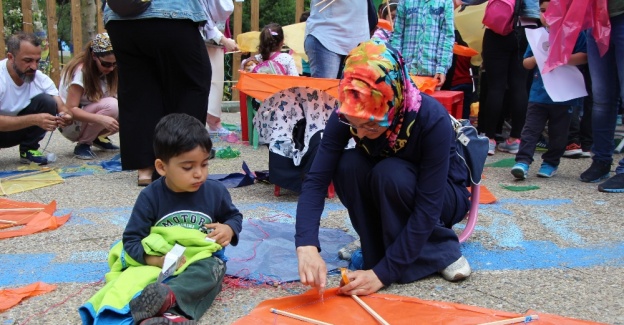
left=539, top=0, right=550, bottom=4
left=153, top=113, right=213, bottom=162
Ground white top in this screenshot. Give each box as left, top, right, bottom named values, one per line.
left=252, top=52, right=300, bottom=76
left=305, top=0, right=369, bottom=55
left=59, top=65, right=109, bottom=107
left=0, top=58, right=59, bottom=116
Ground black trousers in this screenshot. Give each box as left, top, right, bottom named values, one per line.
left=516, top=102, right=573, bottom=167
left=333, top=150, right=467, bottom=283
left=479, top=28, right=529, bottom=139
left=0, top=93, right=57, bottom=152
left=106, top=19, right=211, bottom=171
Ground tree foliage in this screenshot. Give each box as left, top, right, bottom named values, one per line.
left=241, top=0, right=311, bottom=32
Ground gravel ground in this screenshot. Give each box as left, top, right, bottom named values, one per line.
left=0, top=112, right=623, bottom=325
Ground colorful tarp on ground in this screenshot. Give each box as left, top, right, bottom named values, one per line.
left=233, top=288, right=606, bottom=325
left=225, top=219, right=354, bottom=284
left=0, top=198, right=70, bottom=239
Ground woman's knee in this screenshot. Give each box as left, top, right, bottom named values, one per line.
left=99, top=97, right=119, bottom=118
left=369, top=158, right=416, bottom=193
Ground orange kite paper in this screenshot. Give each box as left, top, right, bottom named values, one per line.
left=233, top=288, right=606, bottom=325
left=0, top=282, right=57, bottom=312
left=236, top=71, right=340, bottom=102
left=0, top=198, right=70, bottom=239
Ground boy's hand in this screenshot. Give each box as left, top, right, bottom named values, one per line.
left=145, top=255, right=166, bottom=268
left=204, top=223, right=234, bottom=247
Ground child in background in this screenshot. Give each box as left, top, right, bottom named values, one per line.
left=511, top=0, right=587, bottom=180
left=243, top=58, right=259, bottom=73
left=372, top=0, right=398, bottom=42
left=240, top=23, right=299, bottom=76
left=80, top=113, right=243, bottom=325
left=442, top=30, right=475, bottom=119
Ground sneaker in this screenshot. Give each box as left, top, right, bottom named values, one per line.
left=74, top=144, right=97, bottom=160
left=563, top=143, right=582, bottom=158
left=140, top=313, right=196, bottom=325
left=537, top=162, right=558, bottom=178
left=598, top=173, right=624, bottom=193
left=579, top=160, right=611, bottom=183
left=20, top=149, right=48, bottom=165
left=497, top=138, right=520, bottom=154
left=488, top=139, right=496, bottom=156
left=130, top=283, right=177, bottom=324
left=440, top=256, right=471, bottom=281
left=536, top=139, right=549, bottom=151
left=580, top=149, right=591, bottom=158
left=511, top=162, right=529, bottom=180
left=93, top=136, right=120, bottom=151
left=208, top=127, right=232, bottom=136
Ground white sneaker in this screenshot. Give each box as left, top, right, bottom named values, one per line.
left=440, top=256, right=471, bottom=281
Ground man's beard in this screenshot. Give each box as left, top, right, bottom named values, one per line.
left=12, top=61, right=36, bottom=83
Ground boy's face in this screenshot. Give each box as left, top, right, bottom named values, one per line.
left=155, top=146, right=210, bottom=193
left=540, top=1, right=550, bottom=28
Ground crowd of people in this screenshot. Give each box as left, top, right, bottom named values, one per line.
left=1, top=0, right=623, bottom=323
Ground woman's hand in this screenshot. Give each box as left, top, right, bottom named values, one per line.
left=221, top=37, right=239, bottom=52
left=297, top=246, right=327, bottom=291
left=204, top=223, right=235, bottom=247
left=98, top=115, right=119, bottom=133
left=434, top=73, right=446, bottom=89
left=338, top=269, right=384, bottom=296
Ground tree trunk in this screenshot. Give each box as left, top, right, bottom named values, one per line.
left=81, top=0, right=96, bottom=47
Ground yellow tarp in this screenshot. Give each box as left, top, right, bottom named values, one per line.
left=0, top=167, right=64, bottom=196
left=455, top=3, right=487, bottom=66
left=237, top=22, right=307, bottom=61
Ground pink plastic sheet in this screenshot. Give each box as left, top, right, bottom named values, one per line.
left=543, top=0, right=610, bottom=73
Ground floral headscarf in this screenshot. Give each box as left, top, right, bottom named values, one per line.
left=91, top=33, right=113, bottom=54
left=338, top=38, right=422, bottom=153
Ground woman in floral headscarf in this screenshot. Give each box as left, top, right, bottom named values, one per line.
left=295, top=39, right=472, bottom=295
left=59, top=33, right=119, bottom=160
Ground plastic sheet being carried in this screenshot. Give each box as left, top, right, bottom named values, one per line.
left=233, top=288, right=606, bottom=325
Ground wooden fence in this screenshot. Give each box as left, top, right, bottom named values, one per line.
left=1, top=0, right=306, bottom=100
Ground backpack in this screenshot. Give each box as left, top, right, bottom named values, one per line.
left=482, top=0, right=522, bottom=36
left=252, top=53, right=288, bottom=75
left=450, top=115, right=489, bottom=185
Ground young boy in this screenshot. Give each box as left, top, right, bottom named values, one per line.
left=511, top=0, right=588, bottom=180
left=124, top=113, right=242, bottom=324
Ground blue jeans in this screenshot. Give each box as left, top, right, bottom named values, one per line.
left=304, top=35, right=344, bottom=79
left=587, top=13, right=624, bottom=173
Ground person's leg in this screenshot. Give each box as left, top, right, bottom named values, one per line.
left=76, top=97, right=119, bottom=145
left=206, top=44, right=225, bottom=130
left=333, top=149, right=383, bottom=270
left=542, top=105, right=572, bottom=167
left=580, top=18, right=622, bottom=182
left=0, top=93, right=57, bottom=152
left=506, top=28, right=529, bottom=140
left=567, top=106, right=581, bottom=145
left=480, top=30, right=513, bottom=140
left=451, top=83, right=473, bottom=119
left=515, top=103, right=547, bottom=166
left=166, top=257, right=225, bottom=320
left=304, top=35, right=343, bottom=79
left=368, top=157, right=466, bottom=282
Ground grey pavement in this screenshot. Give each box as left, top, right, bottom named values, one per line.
left=0, top=112, right=623, bottom=324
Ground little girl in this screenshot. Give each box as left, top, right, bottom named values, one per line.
left=59, top=33, right=119, bottom=160
left=241, top=23, right=299, bottom=76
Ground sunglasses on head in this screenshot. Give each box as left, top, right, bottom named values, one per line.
left=97, top=57, right=117, bottom=68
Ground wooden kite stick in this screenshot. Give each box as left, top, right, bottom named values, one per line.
left=351, top=295, right=391, bottom=325
left=270, top=308, right=334, bottom=325
left=477, top=315, right=539, bottom=325
left=0, top=219, right=18, bottom=224
left=319, top=0, right=338, bottom=13
left=0, top=168, right=53, bottom=181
